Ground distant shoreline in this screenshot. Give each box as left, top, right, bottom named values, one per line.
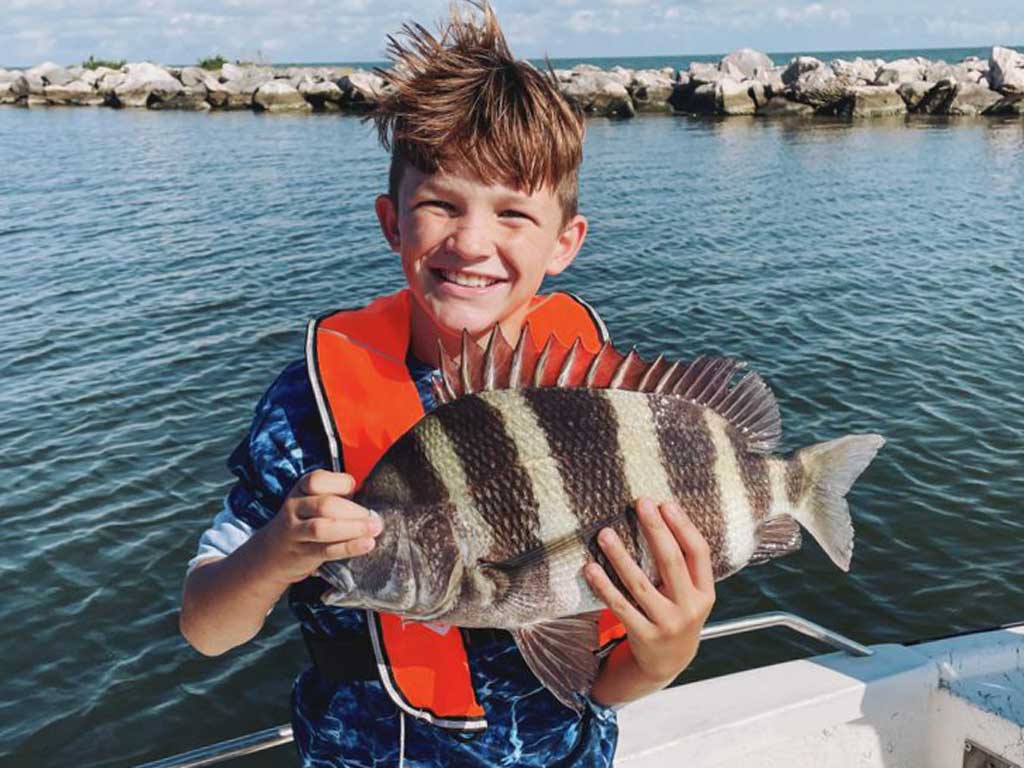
left=4, top=44, right=1020, bottom=73
left=2, top=46, right=1021, bottom=119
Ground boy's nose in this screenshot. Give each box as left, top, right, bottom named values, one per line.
left=444, top=221, right=496, bottom=261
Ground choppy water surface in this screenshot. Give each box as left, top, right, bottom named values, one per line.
left=1, top=106, right=1022, bottom=767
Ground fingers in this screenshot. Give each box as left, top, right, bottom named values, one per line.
left=293, top=469, right=356, bottom=499
left=320, top=536, right=377, bottom=561
left=636, top=498, right=692, bottom=602
left=298, top=513, right=382, bottom=544
left=584, top=559, right=651, bottom=633
left=660, top=503, right=715, bottom=595
left=295, top=493, right=374, bottom=522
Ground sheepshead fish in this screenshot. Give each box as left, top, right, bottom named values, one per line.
left=318, top=327, right=884, bottom=710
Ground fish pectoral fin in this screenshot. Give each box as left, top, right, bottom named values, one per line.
left=479, top=507, right=633, bottom=576
left=748, top=514, right=802, bottom=566
left=512, top=612, right=603, bottom=712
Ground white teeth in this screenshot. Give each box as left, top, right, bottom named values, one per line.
left=440, top=270, right=499, bottom=288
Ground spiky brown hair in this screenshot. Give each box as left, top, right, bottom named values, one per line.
left=371, top=2, right=585, bottom=223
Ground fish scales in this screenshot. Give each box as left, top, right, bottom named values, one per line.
left=483, top=390, right=596, bottom=619
left=732, top=424, right=772, bottom=523
left=645, top=394, right=730, bottom=578
left=432, top=395, right=544, bottom=562
left=517, top=388, right=638, bottom=610
left=703, top=410, right=760, bottom=575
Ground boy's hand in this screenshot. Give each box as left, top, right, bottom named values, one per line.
left=254, top=470, right=383, bottom=587
left=585, top=498, right=716, bottom=686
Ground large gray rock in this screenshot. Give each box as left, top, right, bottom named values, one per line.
left=628, top=69, right=674, bottom=113
left=221, top=63, right=273, bottom=83
left=561, top=73, right=635, bottom=117
left=830, top=57, right=880, bottom=83
left=148, top=85, right=211, bottom=111
left=924, top=61, right=956, bottom=82
left=96, top=71, right=128, bottom=100
left=0, top=75, right=28, bottom=103
left=948, top=82, right=1002, bottom=115
left=220, top=64, right=274, bottom=103
left=951, top=63, right=986, bottom=84
left=26, top=61, right=67, bottom=83
left=716, top=78, right=756, bottom=115
left=875, top=58, right=926, bottom=85
left=989, top=46, right=1024, bottom=94
left=961, top=56, right=989, bottom=73
left=44, top=80, right=104, bottom=106
left=688, top=61, right=724, bottom=85
left=299, top=79, right=344, bottom=110
left=218, top=80, right=253, bottom=109
left=748, top=80, right=768, bottom=109
left=78, top=67, right=116, bottom=86
left=24, top=71, right=47, bottom=96
left=253, top=80, right=312, bottom=112
left=983, top=93, right=1024, bottom=115
left=669, top=81, right=716, bottom=114
left=916, top=78, right=958, bottom=114
left=836, top=85, right=907, bottom=117
left=721, top=49, right=774, bottom=80
left=782, top=56, right=827, bottom=86
left=788, top=66, right=843, bottom=110
left=180, top=66, right=212, bottom=87
left=339, top=70, right=388, bottom=109
left=897, top=81, right=933, bottom=111
left=757, top=95, right=815, bottom=116
left=605, top=66, right=634, bottom=87
left=113, top=62, right=183, bottom=107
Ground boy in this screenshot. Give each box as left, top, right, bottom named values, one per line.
left=180, top=4, right=715, bottom=766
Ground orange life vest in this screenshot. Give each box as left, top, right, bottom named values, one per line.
left=305, top=288, right=626, bottom=730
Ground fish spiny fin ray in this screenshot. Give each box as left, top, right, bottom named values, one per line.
left=512, top=612, right=603, bottom=712
left=430, top=327, right=782, bottom=451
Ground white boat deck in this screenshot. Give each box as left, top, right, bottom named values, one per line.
left=616, top=624, right=1024, bottom=768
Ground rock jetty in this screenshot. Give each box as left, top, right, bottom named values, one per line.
left=2, top=47, right=1022, bottom=118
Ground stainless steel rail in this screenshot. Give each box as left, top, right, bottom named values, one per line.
left=701, top=611, right=874, bottom=657
left=134, top=725, right=294, bottom=768
left=134, top=611, right=870, bottom=768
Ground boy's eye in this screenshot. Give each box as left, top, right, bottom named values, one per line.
left=418, top=200, right=456, bottom=212
left=500, top=209, right=534, bottom=222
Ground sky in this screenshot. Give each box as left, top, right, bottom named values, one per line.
left=1, top=0, right=1022, bottom=69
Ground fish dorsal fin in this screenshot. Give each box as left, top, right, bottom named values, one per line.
left=431, top=326, right=782, bottom=452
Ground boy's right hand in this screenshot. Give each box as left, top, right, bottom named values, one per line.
left=254, top=469, right=383, bottom=586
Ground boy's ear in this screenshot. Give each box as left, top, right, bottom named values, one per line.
left=545, top=214, right=588, bottom=276
left=375, top=194, right=401, bottom=251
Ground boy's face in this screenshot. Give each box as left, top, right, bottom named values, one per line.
left=376, top=165, right=587, bottom=354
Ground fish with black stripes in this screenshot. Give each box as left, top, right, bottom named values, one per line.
left=317, top=327, right=885, bottom=710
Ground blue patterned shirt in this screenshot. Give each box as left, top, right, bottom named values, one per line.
left=194, top=356, right=619, bottom=767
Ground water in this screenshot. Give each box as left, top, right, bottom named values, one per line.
left=1, top=103, right=1023, bottom=767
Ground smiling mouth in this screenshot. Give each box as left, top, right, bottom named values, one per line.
left=433, top=269, right=503, bottom=289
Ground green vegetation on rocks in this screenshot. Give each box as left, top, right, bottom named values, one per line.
left=197, top=55, right=227, bottom=71
left=83, top=55, right=125, bottom=70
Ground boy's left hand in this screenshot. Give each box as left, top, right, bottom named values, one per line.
left=585, top=497, right=716, bottom=685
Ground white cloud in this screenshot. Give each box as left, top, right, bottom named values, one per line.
left=775, top=2, right=849, bottom=25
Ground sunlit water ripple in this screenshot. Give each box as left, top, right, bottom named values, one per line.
left=1, top=106, right=1022, bottom=767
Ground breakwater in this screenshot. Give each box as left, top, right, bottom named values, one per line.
left=1, top=46, right=1023, bottom=119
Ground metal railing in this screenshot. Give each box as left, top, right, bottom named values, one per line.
left=135, top=611, right=871, bottom=768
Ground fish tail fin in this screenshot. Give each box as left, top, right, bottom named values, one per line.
left=792, top=434, right=885, bottom=572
